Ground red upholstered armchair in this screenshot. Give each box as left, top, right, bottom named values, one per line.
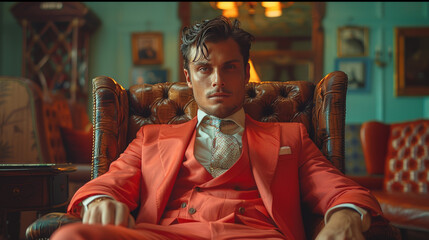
left=26, top=72, right=400, bottom=240
left=351, top=119, right=429, bottom=239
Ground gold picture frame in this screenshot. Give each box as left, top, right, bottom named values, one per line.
left=131, top=32, right=163, bottom=65
left=395, top=27, right=429, bottom=96
left=337, top=26, right=369, bottom=57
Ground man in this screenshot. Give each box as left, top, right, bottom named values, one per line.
left=52, top=16, right=383, bottom=240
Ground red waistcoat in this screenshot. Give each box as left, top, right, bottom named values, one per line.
left=160, top=130, right=279, bottom=232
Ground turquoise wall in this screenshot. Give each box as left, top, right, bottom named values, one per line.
left=0, top=2, right=181, bottom=88
left=1, top=2, right=428, bottom=123
left=0, top=2, right=22, bottom=77
left=324, top=2, right=429, bottom=123
left=83, top=2, right=181, bottom=88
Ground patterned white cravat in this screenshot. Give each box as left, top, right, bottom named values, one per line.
left=203, top=116, right=241, bottom=177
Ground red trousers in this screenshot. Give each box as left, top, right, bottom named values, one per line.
left=50, top=222, right=285, bottom=240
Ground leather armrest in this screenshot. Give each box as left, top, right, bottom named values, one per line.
left=92, top=76, right=129, bottom=178
left=25, top=212, right=81, bottom=240
left=313, top=71, right=348, bottom=173
left=305, top=213, right=401, bottom=240
left=347, top=175, right=384, bottom=190
left=360, top=121, right=389, bottom=175
left=363, top=216, right=402, bottom=240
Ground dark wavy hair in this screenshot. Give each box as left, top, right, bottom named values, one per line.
left=180, top=15, right=255, bottom=72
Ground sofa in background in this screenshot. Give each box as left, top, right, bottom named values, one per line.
left=350, top=119, right=429, bottom=240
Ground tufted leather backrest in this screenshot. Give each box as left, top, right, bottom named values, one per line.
left=126, top=81, right=314, bottom=144
left=91, top=71, right=348, bottom=178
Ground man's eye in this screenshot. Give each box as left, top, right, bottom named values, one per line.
left=225, top=64, right=237, bottom=70
left=198, top=67, right=209, bottom=72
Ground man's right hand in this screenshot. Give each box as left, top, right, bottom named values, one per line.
left=82, top=198, right=135, bottom=228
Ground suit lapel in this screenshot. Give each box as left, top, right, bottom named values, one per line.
left=245, top=115, right=280, bottom=216
left=155, top=118, right=197, bottom=222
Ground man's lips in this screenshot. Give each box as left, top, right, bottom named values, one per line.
left=208, top=92, right=232, bottom=98
left=207, top=88, right=232, bottom=98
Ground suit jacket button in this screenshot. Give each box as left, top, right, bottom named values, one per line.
left=181, top=202, right=187, bottom=208
left=188, top=208, right=196, bottom=215
left=239, top=207, right=245, bottom=214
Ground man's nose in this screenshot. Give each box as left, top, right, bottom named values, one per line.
left=211, top=70, right=225, bottom=87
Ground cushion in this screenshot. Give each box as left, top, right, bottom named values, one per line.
left=60, top=126, right=93, bottom=164
left=372, top=191, right=429, bottom=231
left=384, top=119, right=429, bottom=193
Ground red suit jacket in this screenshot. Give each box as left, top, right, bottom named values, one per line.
left=68, top=115, right=382, bottom=239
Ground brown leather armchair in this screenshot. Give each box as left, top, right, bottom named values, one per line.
left=350, top=120, right=429, bottom=239
left=26, top=71, right=400, bottom=240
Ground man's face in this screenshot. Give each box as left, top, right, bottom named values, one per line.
left=184, top=38, right=250, bottom=118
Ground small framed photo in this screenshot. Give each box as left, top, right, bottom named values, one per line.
left=131, top=32, right=163, bottom=65
left=337, top=26, right=369, bottom=57
left=335, top=58, right=370, bottom=93
left=130, top=67, right=168, bottom=85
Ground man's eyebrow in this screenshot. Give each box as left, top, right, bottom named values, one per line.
left=224, top=59, right=241, bottom=65
left=192, top=61, right=210, bottom=66
left=191, top=59, right=241, bottom=66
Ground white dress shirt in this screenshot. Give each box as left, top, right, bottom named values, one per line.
left=195, top=108, right=245, bottom=173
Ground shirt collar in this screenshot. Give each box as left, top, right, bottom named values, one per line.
left=197, top=108, right=245, bottom=129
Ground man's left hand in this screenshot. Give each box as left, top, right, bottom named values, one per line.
left=315, top=208, right=365, bottom=240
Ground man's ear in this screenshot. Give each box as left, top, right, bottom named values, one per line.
left=184, top=69, right=192, bottom=88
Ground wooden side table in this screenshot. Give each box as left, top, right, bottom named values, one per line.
left=0, top=164, right=76, bottom=240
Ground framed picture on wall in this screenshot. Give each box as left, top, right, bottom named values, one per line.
left=337, top=26, right=369, bottom=57
left=130, top=67, right=168, bottom=85
left=395, top=27, right=429, bottom=96
left=335, top=58, right=370, bottom=93
left=131, top=32, right=163, bottom=65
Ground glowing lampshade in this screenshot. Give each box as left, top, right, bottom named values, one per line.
left=216, top=2, right=235, bottom=10
left=265, top=7, right=282, bottom=17
left=248, top=59, right=261, bottom=83
left=261, top=2, right=281, bottom=8
left=223, top=7, right=238, bottom=18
